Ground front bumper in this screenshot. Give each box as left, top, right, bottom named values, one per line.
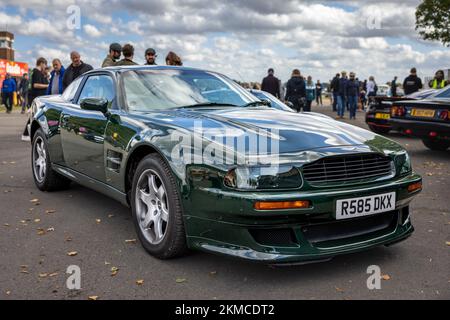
left=390, top=118, right=450, bottom=140
left=183, top=173, right=421, bottom=263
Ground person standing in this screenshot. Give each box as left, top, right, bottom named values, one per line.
left=18, top=73, right=29, bottom=114
left=261, top=68, right=281, bottom=98
left=403, top=68, right=422, bottom=95
left=1, top=73, right=16, bottom=113
left=102, top=43, right=122, bottom=67
left=315, top=80, right=323, bottom=106
left=166, top=51, right=183, bottom=66
left=30, top=57, right=49, bottom=104
left=366, top=76, right=377, bottom=104
left=346, top=72, right=360, bottom=120
left=47, top=59, right=65, bottom=95
left=144, top=48, right=157, bottom=65
left=305, top=76, right=316, bottom=112
left=391, top=76, right=398, bottom=97
left=285, top=69, right=306, bottom=113
left=336, top=71, right=348, bottom=119
left=62, top=51, right=93, bottom=90
left=330, top=73, right=340, bottom=112
left=115, top=44, right=138, bottom=66
left=428, top=70, right=448, bottom=89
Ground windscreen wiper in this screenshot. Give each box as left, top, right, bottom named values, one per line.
left=241, top=100, right=270, bottom=108
left=178, top=102, right=239, bottom=109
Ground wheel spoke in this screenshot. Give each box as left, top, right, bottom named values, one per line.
left=154, top=216, right=163, bottom=240
left=142, top=212, right=152, bottom=229
left=39, top=164, right=45, bottom=180
left=148, top=174, right=159, bottom=195
left=157, top=185, right=165, bottom=201
left=139, top=189, right=151, bottom=205
left=160, top=205, right=169, bottom=222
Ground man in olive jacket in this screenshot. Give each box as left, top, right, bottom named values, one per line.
left=102, top=43, right=122, bottom=67
left=62, top=51, right=93, bottom=90
left=115, top=44, right=138, bottom=66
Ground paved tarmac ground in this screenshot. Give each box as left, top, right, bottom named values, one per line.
left=0, top=105, right=449, bottom=300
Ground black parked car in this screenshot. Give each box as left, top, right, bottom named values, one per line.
left=390, top=86, right=450, bottom=151
left=365, top=89, right=436, bottom=134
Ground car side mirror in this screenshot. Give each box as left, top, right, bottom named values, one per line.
left=80, top=98, right=109, bottom=114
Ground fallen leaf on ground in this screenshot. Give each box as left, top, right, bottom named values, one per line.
left=108, top=214, right=115, bottom=218
left=88, top=296, right=99, bottom=300
left=67, top=251, right=78, bottom=257
left=136, top=279, right=144, bottom=285
left=34, top=219, right=41, bottom=223
left=39, top=273, right=48, bottom=278
left=335, top=287, right=344, bottom=292
left=20, top=270, right=29, bottom=274
left=95, top=219, right=101, bottom=224
left=47, top=227, right=55, bottom=232
left=4, top=223, right=10, bottom=227
left=381, top=274, right=391, bottom=280
left=446, top=242, right=450, bottom=246
left=125, top=239, right=137, bottom=244
left=37, top=229, right=46, bottom=235
left=104, top=261, right=111, bottom=265
left=45, top=209, right=56, bottom=214
left=30, top=199, right=39, bottom=203
left=6, top=291, right=10, bottom=295
left=65, top=236, right=72, bottom=242
left=176, top=278, right=187, bottom=283
left=209, top=271, right=217, bottom=276
left=111, top=266, right=119, bottom=276
left=49, top=272, right=58, bottom=277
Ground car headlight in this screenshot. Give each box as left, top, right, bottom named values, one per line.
left=395, top=152, right=412, bottom=175
left=224, top=165, right=303, bottom=190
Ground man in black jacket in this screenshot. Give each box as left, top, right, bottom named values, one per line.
left=261, top=68, right=281, bottom=98
left=285, top=69, right=306, bottom=113
left=62, top=51, right=93, bottom=90
left=403, top=68, right=423, bottom=95
left=330, top=73, right=340, bottom=112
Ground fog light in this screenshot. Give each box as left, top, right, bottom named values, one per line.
left=254, top=200, right=311, bottom=210
left=408, top=182, right=422, bottom=193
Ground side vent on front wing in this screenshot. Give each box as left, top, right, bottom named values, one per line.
left=106, top=149, right=123, bottom=173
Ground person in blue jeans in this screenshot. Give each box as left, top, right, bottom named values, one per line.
left=1, top=73, right=16, bottom=114
left=336, top=71, right=348, bottom=119
left=346, top=72, right=360, bottom=120
left=305, top=76, right=316, bottom=112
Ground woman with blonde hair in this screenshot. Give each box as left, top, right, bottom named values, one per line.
left=165, top=51, right=183, bottom=66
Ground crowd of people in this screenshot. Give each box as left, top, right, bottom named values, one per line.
left=259, top=66, right=448, bottom=119
left=0, top=43, right=183, bottom=114
left=1, top=41, right=449, bottom=121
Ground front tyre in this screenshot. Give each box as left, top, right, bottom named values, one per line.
left=131, top=154, right=188, bottom=259
left=32, top=128, right=71, bottom=191
left=422, top=138, right=450, bottom=151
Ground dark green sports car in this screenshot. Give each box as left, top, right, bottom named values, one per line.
left=29, top=66, right=422, bottom=264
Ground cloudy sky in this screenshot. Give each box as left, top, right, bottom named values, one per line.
left=1, top=0, right=448, bottom=84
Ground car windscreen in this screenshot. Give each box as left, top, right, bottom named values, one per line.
left=431, top=86, right=450, bottom=99
left=122, top=69, right=258, bottom=111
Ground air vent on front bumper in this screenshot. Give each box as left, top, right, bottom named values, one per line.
left=302, top=153, right=394, bottom=186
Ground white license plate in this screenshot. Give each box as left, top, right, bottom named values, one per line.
left=336, top=192, right=396, bottom=220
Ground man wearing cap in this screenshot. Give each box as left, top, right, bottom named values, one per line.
left=403, top=68, right=423, bottom=95
left=145, top=48, right=157, bottom=65
left=102, top=43, right=122, bottom=67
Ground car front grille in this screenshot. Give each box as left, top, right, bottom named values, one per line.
left=302, top=153, right=393, bottom=186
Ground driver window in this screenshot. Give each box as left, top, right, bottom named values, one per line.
left=77, top=75, right=115, bottom=107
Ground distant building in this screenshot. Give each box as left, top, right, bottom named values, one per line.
left=0, top=31, right=14, bottom=61
left=0, top=31, right=28, bottom=85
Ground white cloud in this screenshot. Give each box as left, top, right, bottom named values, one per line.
left=83, top=24, right=102, bottom=38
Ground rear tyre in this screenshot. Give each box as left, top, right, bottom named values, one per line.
left=368, top=124, right=390, bottom=135
left=422, top=139, right=450, bottom=151
left=31, top=129, right=71, bottom=191
left=131, top=154, right=188, bottom=259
